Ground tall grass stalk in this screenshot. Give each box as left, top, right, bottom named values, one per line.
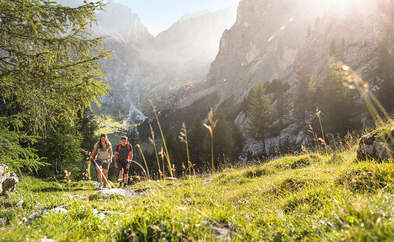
left=308, top=124, right=320, bottom=153
left=136, top=144, right=150, bottom=179
left=86, top=154, right=91, bottom=180
left=203, top=107, right=218, bottom=172
left=149, top=100, right=174, bottom=177
left=149, top=124, right=162, bottom=179
left=316, top=108, right=328, bottom=155
left=179, top=122, right=191, bottom=176
left=159, top=146, right=166, bottom=177
left=129, top=160, right=148, bottom=179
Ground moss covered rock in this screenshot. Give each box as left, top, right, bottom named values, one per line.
left=357, top=124, right=393, bottom=161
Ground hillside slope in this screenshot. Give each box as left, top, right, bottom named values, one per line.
left=173, top=0, right=393, bottom=155
left=1, top=148, right=392, bottom=240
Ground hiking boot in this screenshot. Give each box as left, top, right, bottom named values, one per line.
left=123, top=183, right=127, bottom=188
left=103, top=184, right=107, bottom=189
left=96, top=183, right=102, bottom=190
left=119, top=182, right=123, bottom=188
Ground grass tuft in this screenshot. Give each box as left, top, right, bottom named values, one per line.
left=243, top=168, right=273, bottom=178
left=269, top=154, right=323, bottom=170
left=336, top=163, right=393, bottom=193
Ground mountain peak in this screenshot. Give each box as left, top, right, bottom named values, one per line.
left=95, top=2, right=154, bottom=43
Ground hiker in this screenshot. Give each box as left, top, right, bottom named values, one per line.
left=89, top=134, right=113, bottom=190
left=114, top=136, right=133, bottom=187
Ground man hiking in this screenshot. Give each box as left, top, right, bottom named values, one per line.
left=89, top=134, right=113, bottom=190
left=115, top=136, right=133, bottom=187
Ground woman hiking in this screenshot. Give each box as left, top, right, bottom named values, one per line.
left=114, top=136, right=133, bottom=188
left=89, top=134, right=113, bottom=190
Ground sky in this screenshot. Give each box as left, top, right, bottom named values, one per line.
left=112, top=0, right=239, bottom=35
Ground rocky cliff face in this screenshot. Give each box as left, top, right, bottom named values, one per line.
left=176, top=0, right=390, bottom=155
left=94, top=3, right=237, bottom=122
left=207, top=0, right=328, bottom=99
left=95, top=2, right=154, bottom=44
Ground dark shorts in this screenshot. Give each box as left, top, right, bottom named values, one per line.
left=118, top=160, right=130, bottom=171
left=95, top=160, right=110, bottom=170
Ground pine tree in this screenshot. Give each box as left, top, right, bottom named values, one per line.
left=188, top=116, right=207, bottom=170
left=246, top=84, right=272, bottom=154
left=212, top=109, right=234, bottom=166
left=316, top=61, right=361, bottom=135
left=369, top=39, right=394, bottom=113
left=0, top=0, right=110, bottom=171
left=231, top=123, right=245, bottom=160
left=0, top=0, right=110, bottom=135
left=294, top=66, right=312, bottom=123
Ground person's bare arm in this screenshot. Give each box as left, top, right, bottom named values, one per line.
left=114, top=151, right=119, bottom=168
left=89, top=146, right=97, bottom=162
left=109, top=146, right=113, bottom=162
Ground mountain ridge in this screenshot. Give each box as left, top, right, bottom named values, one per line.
left=171, top=0, right=392, bottom=155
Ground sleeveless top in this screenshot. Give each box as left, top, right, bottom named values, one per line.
left=94, top=141, right=112, bottom=161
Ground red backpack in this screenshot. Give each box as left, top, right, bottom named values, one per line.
left=117, top=142, right=132, bottom=160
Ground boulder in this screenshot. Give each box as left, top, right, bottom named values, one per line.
left=0, top=164, right=19, bottom=196
left=89, top=188, right=137, bottom=200
left=99, top=188, right=127, bottom=198
left=357, top=127, right=394, bottom=161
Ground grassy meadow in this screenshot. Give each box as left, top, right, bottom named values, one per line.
left=0, top=147, right=393, bottom=241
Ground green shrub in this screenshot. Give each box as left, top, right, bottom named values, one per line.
left=283, top=190, right=328, bottom=214
left=290, top=158, right=311, bottom=169
left=270, top=154, right=322, bottom=170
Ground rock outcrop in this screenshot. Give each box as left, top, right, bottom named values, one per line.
left=175, top=0, right=391, bottom=155
left=0, top=164, right=19, bottom=196
left=357, top=126, right=394, bottom=161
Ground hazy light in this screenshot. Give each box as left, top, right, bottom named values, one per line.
left=330, top=0, right=347, bottom=5
left=267, top=18, right=294, bottom=42
left=327, top=0, right=372, bottom=8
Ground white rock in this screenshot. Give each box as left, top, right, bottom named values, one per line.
left=0, top=165, right=19, bottom=195
left=16, top=200, right=24, bottom=207
left=51, top=206, right=68, bottom=214
left=99, top=188, right=126, bottom=198
left=40, top=238, right=57, bottom=242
